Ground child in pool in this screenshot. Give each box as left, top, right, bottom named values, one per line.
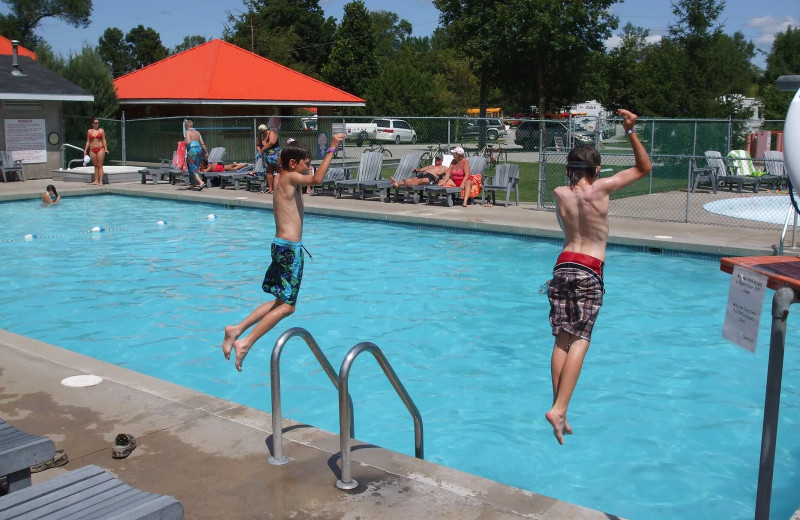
left=42, top=184, right=60, bottom=205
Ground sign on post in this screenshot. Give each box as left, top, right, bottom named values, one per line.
left=723, top=265, right=768, bottom=352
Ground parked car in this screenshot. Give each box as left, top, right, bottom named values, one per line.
left=372, top=119, right=417, bottom=144
left=460, top=119, right=508, bottom=140
left=330, top=121, right=377, bottom=146
left=514, top=121, right=569, bottom=151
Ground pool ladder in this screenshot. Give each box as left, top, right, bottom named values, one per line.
left=267, top=327, right=423, bottom=491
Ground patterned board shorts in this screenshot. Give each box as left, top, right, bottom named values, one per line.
left=262, top=237, right=304, bottom=306
left=548, top=265, right=604, bottom=341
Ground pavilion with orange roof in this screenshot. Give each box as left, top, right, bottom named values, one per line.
left=113, top=39, right=364, bottom=119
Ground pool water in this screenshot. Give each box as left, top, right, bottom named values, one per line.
left=1, top=195, right=798, bottom=520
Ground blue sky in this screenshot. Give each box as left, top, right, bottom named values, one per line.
left=12, top=0, right=799, bottom=68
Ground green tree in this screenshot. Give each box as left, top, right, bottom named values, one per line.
left=364, top=46, right=446, bottom=116
left=434, top=0, right=618, bottom=129
left=322, top=0, right=379, bottom=100
left=172, top=35, right=207, bottom=54
left=97, top=27, right=132, bottom=78
left=223, top=0, right=336, bottom=76
left=759, top=26, right=800, bottom=120
left=603, top=23, right=651, bottom=112
left=370, top=10, right=412, bottom=58
left=0, top=0, right=90, bottom=50
left=126, top=25, right=168, bottom=70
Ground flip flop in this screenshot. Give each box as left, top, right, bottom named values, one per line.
left=30, top=449, right=68, bottom=473
left=197, top=184, right=206, bottom=191
left=111, top=433, right=137, bottom=459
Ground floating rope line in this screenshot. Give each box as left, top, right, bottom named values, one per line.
left=6, top=214, right=217, bottom=243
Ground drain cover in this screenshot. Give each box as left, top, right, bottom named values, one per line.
left=61, top=375, right=104, bottom=387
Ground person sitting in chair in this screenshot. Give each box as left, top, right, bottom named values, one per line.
left=392, top=156, right=449, bottom=187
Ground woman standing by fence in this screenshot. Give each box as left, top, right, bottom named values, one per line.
left=83, top=118, right=108, bottom=185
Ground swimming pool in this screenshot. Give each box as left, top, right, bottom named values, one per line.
left=1, top=195, right=797, bottom=520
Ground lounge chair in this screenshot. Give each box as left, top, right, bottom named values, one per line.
left=0, top=464, right=183, bottom=519
left=360, top=152, right=421, bottom=202
left=424, top=155, right=488, bottom=207
left=698, top=151, right=759, bottom=193
left=0, top=418, right=55, bottom=494
left=481, top=163, right=520, bottom=207
left=311, top=167, right=346, bottom=195
left=139, top=150, right=182, bottom=185
left=334, top=151, right=382, bottom=199
left=0, top=151, right=25, bottom=182
left=396, top=154, right=453, bottom=204
left=218, top=158, right=259, bottom=190
left=726, top=150, right=762, bottom=193
left=761, top=150, right=787, bottom=191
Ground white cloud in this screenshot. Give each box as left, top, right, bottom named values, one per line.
left=747, top=15, right=799, bottom=48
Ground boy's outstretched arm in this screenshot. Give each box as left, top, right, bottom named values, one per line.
left=602, top=109, right=652, bottom=192
left=311, top=133, right=345, bottom=184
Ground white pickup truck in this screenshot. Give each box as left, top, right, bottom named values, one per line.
left=330, top=121, right=377, bottom=146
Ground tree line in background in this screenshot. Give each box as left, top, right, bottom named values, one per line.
left=0, top=0, right=798, bottom=125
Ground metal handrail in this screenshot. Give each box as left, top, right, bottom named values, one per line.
left=268, top=327, right=354, bottom=465
left=60, top=143, right=84, bottom=170
left=335, top=342, right=423, bottom=490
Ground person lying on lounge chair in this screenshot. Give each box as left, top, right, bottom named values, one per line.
left=392, top=156, right=449, bottom=187
left=200, top=160, right=250, bottom=173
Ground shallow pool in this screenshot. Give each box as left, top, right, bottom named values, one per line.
left=1, top=194, right=797, bottom=520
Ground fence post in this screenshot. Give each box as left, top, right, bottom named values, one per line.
left=121, top=111, right=126, bottom=166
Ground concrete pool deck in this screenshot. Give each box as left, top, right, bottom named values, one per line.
left=1, top=179, right=798, bottom=519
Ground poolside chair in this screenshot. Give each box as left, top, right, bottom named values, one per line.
left=761, top=150, right=787, bottom=191
left=244, top=155, right=267, bottom=192
left=0, top=417, right=55, bottom=493
left=140, top=150, right=182, bottom=185
left=424, top=155, right=487, bottom=207
left=359, top=152, right=421, bottom=202
left=311, top=167, right=346, bottom=195
left=481, top=163, right=520, bottom=207
left=0, top=464, right=184, bottom=519
left=334, top=151, right=382, bottom=199
left=0, top=151, right=24, bottom=182
left=217, top=161, right=257, bottom=190
left=396, top=154, right=454, bottom=204
left=700, top=151, right=759, bottom=193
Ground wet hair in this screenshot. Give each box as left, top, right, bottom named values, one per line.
left=565, top=145, right=601, bottom=187
left=280, top=141, right=311, bottom=170
left=46, top=184, right=58, bottom=198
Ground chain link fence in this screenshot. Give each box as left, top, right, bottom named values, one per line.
left=60, top=114, right=791, bottom=231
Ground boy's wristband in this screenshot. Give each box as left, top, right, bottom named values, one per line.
left=626, top=129, right=635, bottom=135
left=326, top=147, right=337, bottom=153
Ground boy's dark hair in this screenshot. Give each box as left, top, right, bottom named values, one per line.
left=280, top=141, right=311, bottom=170
left=566, top=145, right=601, bottom=187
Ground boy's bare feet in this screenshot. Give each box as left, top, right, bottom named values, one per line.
left=545, top=409, right=568, bottom=445
left=222, top=325, right=238, bottom=360
left=232, top=339, right=250, bottom=371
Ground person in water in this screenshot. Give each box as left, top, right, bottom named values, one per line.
left=545, top=109, right=652, bottom=445
left=42, top=184, right=60, bottom=205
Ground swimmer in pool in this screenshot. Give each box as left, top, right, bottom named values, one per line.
left=42, top=184, right=60, bottom=205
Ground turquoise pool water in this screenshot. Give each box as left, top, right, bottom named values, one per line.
left=1, top=195, right=797, bottom=520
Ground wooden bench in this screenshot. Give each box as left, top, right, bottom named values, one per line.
left=0, top=418, right=55, bottom=494
left=0, top=464, right=183, bottom=519
left=0, top=151, right=25, bottom=182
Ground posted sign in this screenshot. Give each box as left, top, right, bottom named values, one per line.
left=723, top=265, right=768, bottom=352
left=4, top=118, right=46, bottom=163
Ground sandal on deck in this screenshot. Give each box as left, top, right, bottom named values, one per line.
left=30, top=449, right=68, bottom=473
left=111, top=433, right=137, bottom=459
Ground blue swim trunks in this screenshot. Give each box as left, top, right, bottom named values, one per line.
left=262, top=237, right=304, bottom=305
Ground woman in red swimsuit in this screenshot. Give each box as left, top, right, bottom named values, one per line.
left=440, top=146, right=481, bottom=206
left=83, top=117, right=108, bottom=185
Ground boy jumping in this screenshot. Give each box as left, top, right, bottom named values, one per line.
left=223, top=133, right=346, bottom=371
left=545, top=110, right=651, bottom=444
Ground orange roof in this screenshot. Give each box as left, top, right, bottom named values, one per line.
left=0, top=36, right=36, bottom=60
left=114, top=39, right=364, bottom=107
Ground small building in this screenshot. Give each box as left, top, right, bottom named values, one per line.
left=113, top=39, right=365, bottom=119
left=0, top=37, right=93, bottom=179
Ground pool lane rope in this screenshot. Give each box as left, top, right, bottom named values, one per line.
left=11, top=214, right=217, bottom=243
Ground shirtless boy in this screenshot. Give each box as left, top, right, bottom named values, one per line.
left=545, top=109, right=651, bottom=444
left=222, top=133, right=346, bottom=371
left=392, top=156, right=449, bottom=187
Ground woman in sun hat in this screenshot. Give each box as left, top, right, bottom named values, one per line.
left=440, top=146, right=481, bottom=206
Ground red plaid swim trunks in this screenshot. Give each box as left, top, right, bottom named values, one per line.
left=548, top=252, right=605, bottom=341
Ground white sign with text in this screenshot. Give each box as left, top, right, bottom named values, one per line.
left=723, top=265, right=768, bottom=352
left=4, top=118, right=46, bottom=163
